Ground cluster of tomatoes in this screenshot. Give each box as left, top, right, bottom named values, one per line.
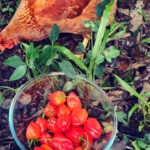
left=26, top=91, right=103, bottom=150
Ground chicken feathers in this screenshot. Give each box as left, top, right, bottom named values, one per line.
left=0, top=0, right=117, bottom=52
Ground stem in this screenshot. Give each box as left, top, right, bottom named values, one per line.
left=79, top=136, right=96, bottom=150
left=88, top=0, right=114, bottom=81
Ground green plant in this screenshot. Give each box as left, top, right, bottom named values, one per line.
left=114, top=74, right=150, bottom=149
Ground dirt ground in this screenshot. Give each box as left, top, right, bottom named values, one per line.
left=0, top=0, right=150, bottom=149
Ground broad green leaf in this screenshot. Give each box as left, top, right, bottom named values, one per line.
left=9, top=65, right=27, bottom=81
left=104, top=51, right=112, bottom=62
left=95, top=55, right=105, bottom=64
left=37, top=45, right=52, bottom=66
left=114, top=75, right=149, bottom=108
left=94, top=64, right=105, bottom=78
left=116, top=111, right=127, bottom=124
left=128, top=104, right=139, bottom=122
left=107, top=46, right=120, bottom=58
left=102, top=102, right=111, bottom=111
left=4, top=55, right=25, bottom=68
left=132, top=141, right=141, bottom=150
left=83, top=20, right=91, bottom=28
left=137, top=140, right=148, bottom=149
left=76, top=42, right=84, bottom=52
left=96, top=0, right=111, bottom=17
left=55, top=45, right=88, bottom=72
left=49, top=24, right=60, bottom=44
left=46, top=58, right=53, bottom=66
left=63, top=81, right=74, bottom=91
left=59, top=60, right=77, bottom=78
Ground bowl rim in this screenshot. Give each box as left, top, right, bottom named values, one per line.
left=9, top=72, right=117, bottom=150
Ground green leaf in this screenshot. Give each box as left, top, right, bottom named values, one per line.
left=9, top=65, right=27, bottom=81
left=0, top=93, right=4, bottom=106
left=55, top=45, right=88, bottom=72
left=49, top=24, right=60, bottom=44
left=116, top=111, right=127, bottom=124
left=141, top=92, right=150, bottom=97
left=92, top=0, right=114, bottom=60
left=59, top=60, right=77, bottom=78
left=8, top=7, right=14, bottom=12
left=137, top=140, right=148, bottom=149
left=63, top=81, right=74, bottom=91
left=104, top=51, right=112, bottom=62
left=83, top=20, right=91, bottom=28
left=46, top=58, right=53, bottom=66
left=96, top=0, right=111, bottom=17
left=76, top=42, right=84, bottom=52
left=132, top=141, right=141, bottom=150
left=114, top=75, right=149, bottom=108
left=141, top=38, right=150, bottom=44
left=107, top=46, right=120, bottom=58
left=94, top=64, right=105, bottom=78
left=128, top=104, right=139, bottom=122
left=137, top=9, right=148, bottom=22
left=102, top=102, right=111, bottom=111
left=95, top=55, right=105, bottom=65
left=37, top=45, right=52, bottom=66
left=4, top=55, right=25, bottom=68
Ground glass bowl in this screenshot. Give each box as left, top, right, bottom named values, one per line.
left=9, top=72, right=117, bottom=150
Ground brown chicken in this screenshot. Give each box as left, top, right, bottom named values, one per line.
left=0, top=0, right=117, bottom=52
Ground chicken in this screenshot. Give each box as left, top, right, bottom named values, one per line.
left=0, top=0, right=117, bottom=52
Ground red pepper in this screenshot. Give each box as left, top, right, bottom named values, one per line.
left=33, top=146, right=45, bottom=150
left=36, top=117, right=48, bottom=133
left=82, top=132, right=93, bottom=150
left=43, top=102, right=56, bottom=118
left=48, top=91, right=66, bottom=106
left=71, top=108, right=88, bottom=126
left=67, top=92, right=82, bottom=110
left=65, top=126, right=84, bottom=144
left=26, top=121, right=41, bottom=140
left=41, top=144, right=53, bottom=150
left=56, top=104, right=70, bottom=117
left=84, top=118, right=102, bottom=139
left=47, top=117, right=61, bottom=133
left=51, top=133, right=74, bottom=150
left=39, top=132, right=52, bottom=146
left=75, top=146, right=83, bottom=150
left=57, top=114, right=71, bottom=132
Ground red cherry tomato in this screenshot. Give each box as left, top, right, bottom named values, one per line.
left=57, top=114, right=71, bottom=132
left=75, top=146, right=83, bottom=150
left=41, top=144, right=53, bottom=150
left=34, top=146, right=45, bottom=150
left=43, top=102, right=56, bottom=118
left=26, top=121, right=41, bottom=140
left=56, top=104, right=70, bottom=117
left=35, top=117, right=48, bottom=133
left=65, top=126, right=84, bottom=144
left=51, top=133, right=74, bottom=150
left=47, top=117, right=61, bottom=133
left=48, top=91, right=66, bottom=106
left=84, top=118, right=102, bottom=139
left=67, top=92, right=82, bottom=110
left=39, top=132, right=52, bottom=146
left=71, top=108, right=88, bottom=126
